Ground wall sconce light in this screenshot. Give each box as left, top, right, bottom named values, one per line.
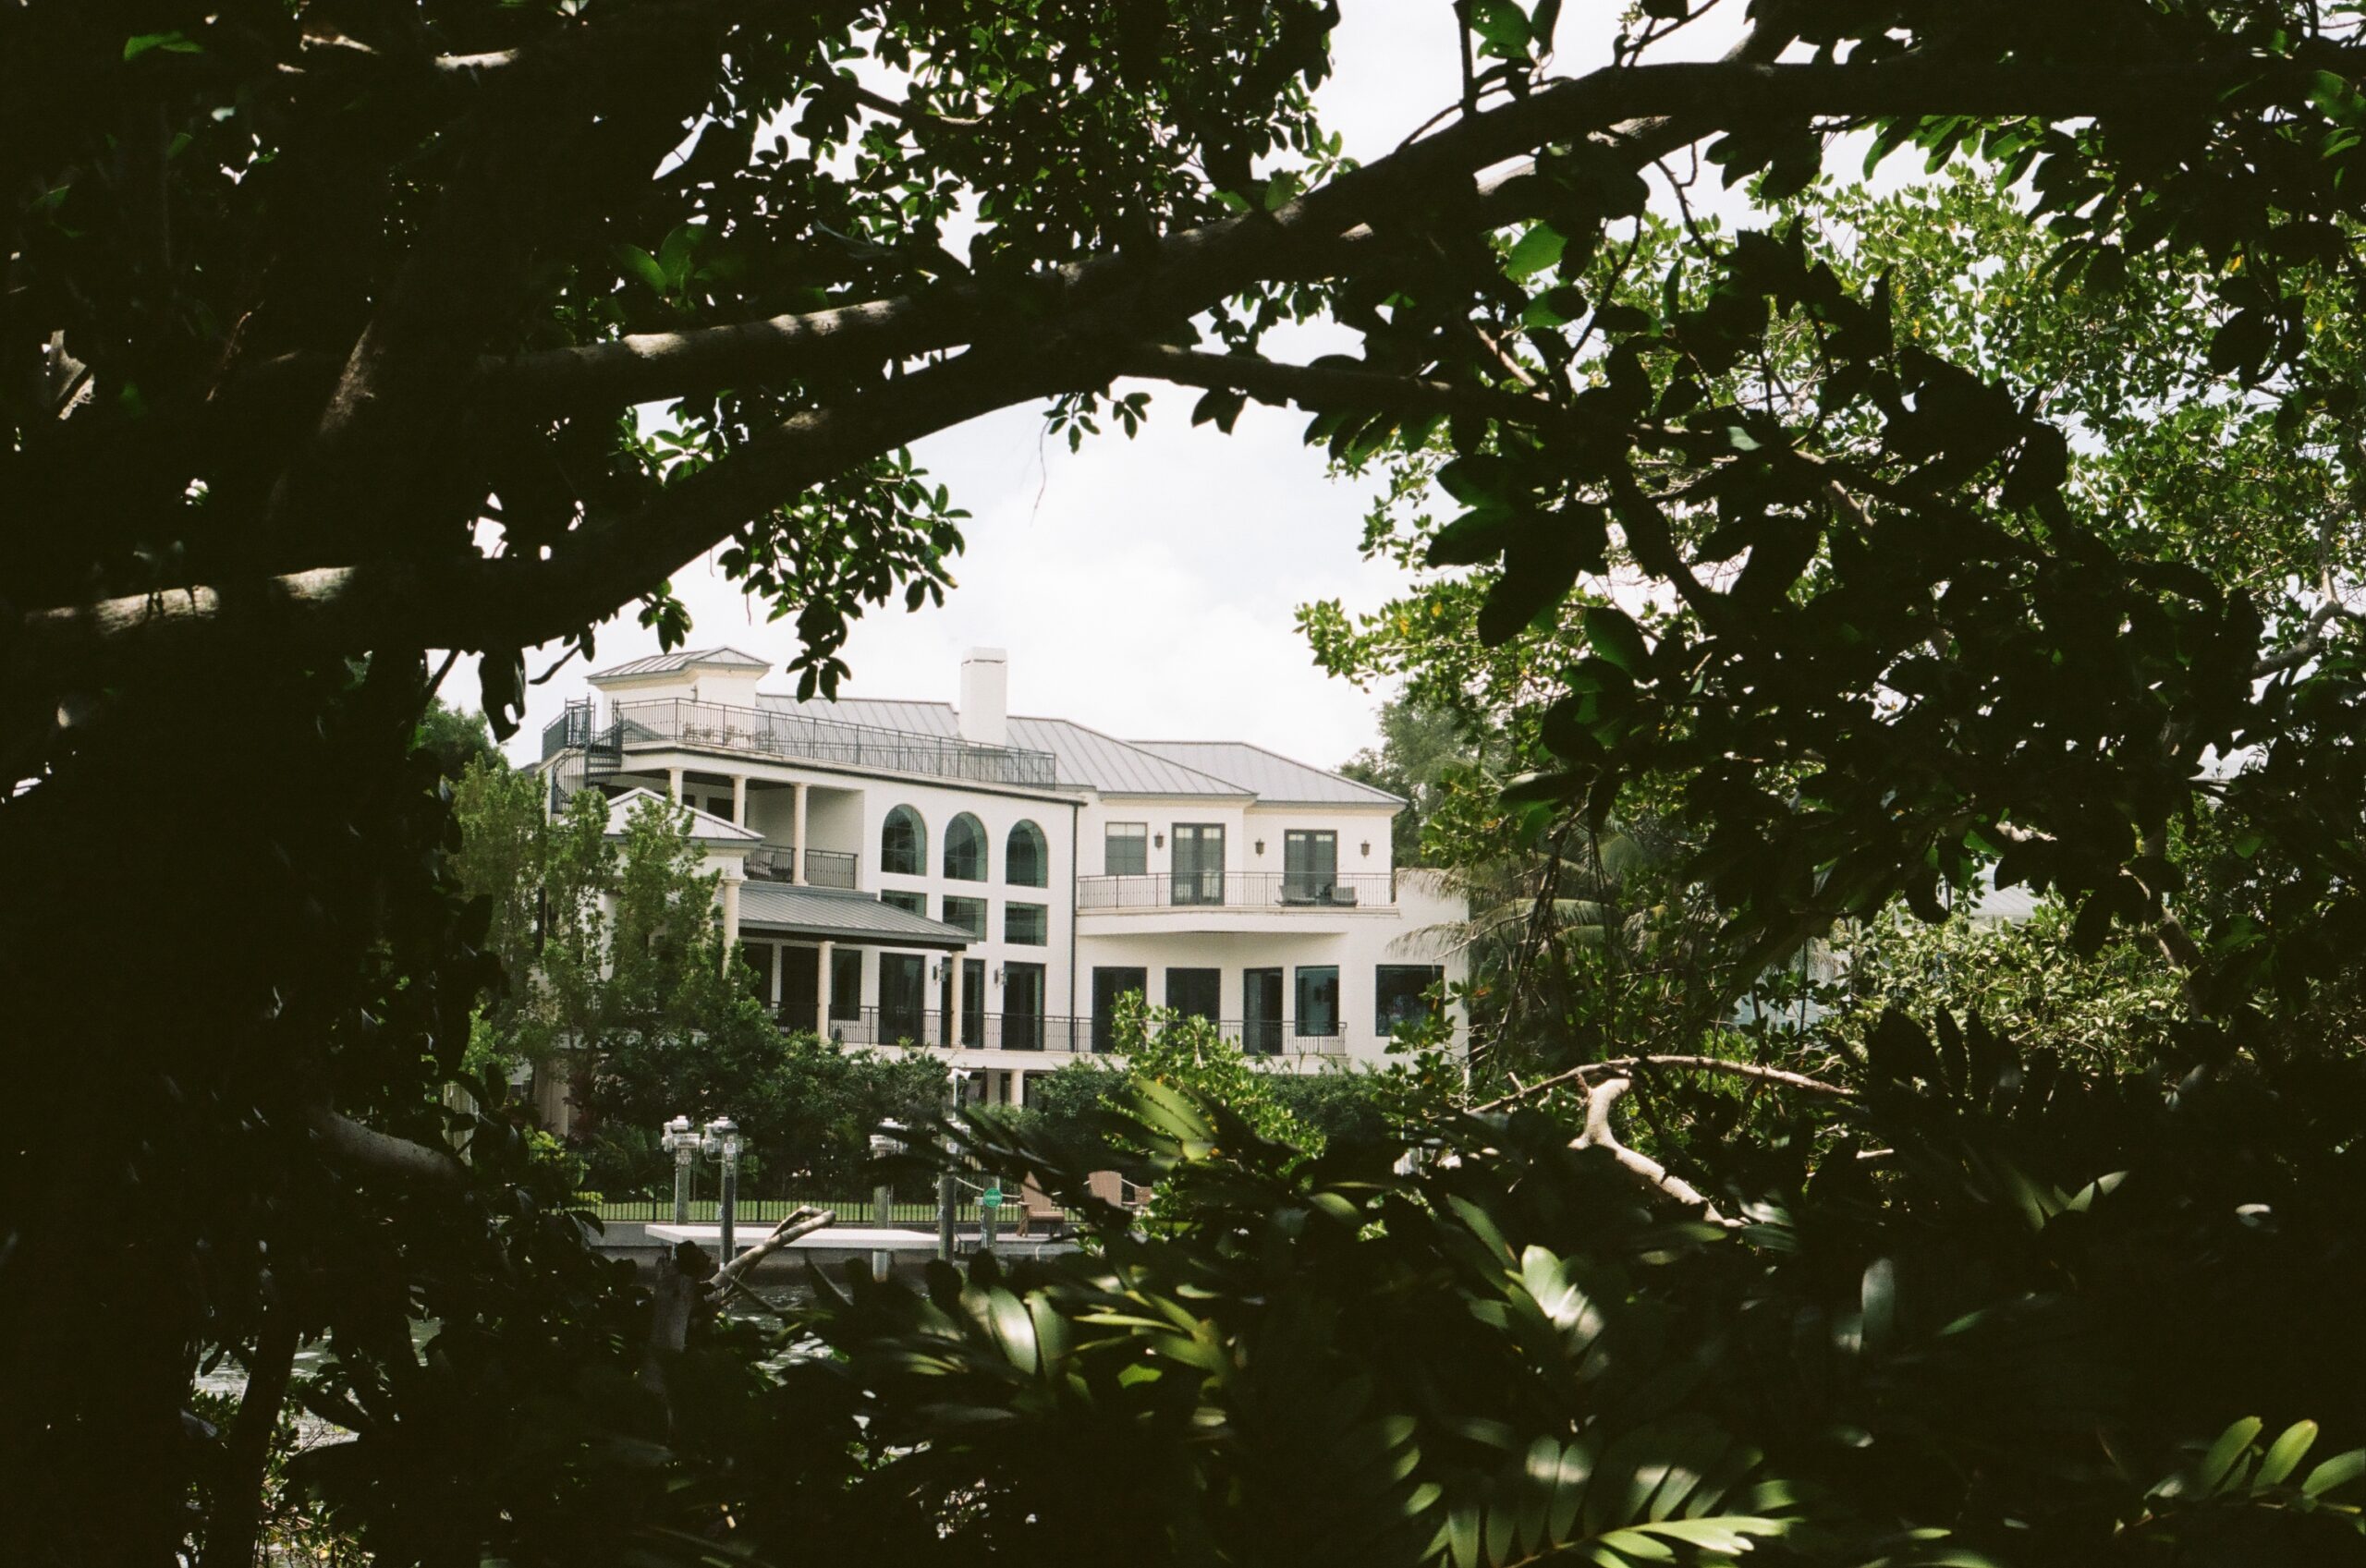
left=993, top=965, right=1006, bottom=987
left=1153, top=832, right=1165, bottom=849
left=1254, top=839, right=1265, bottom=856
left=1360, top=841, right=1372, bottom=857
left=929, top=958, right=945, bottom=982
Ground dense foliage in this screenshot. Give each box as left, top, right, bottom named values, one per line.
left=18, top=1, right=2366, bottom=1563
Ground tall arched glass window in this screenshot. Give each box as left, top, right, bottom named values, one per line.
left=881, top=805, right=926, bottom=876
left=943, top=812, right=987, bottom=881
left=1006, top=820, right=1048, bottom=887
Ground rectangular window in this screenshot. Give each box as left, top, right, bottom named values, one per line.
left=942, top=895, right=988, bottom=940
left=1005, top=901, right=1048, bottom=946
left=881, top=954, right=927, bottom=1042
left=1243, top=967, right=1284, bottom=1056
left=1172, top=822, right=1226, bottom=906
left=1295, top=966, right=1340, bottom=1038
left=1092, top=966, right=1148, bottom=1053
left=1003, top=961, right=1046, bottom=1051
left=1283, top=829, right=1339, bottom=902
left=880, top=889, right=926, bottom=916
left=1375, top=965, right=1447, bottom=1036
left=738, top=941, right=775, bottom=1002
left=830, top=948, right=862, bottom=1023
left=1165, top=967, right=1221, bottom=1024
left=1104, top=821, right=1148, bottom=876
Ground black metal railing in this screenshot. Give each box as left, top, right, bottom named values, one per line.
left=776, top=1007, right=1347, bottom=1058
left=745, top=845, right=860, bottom=890
left=1075, top=870, right=1396, bottom=912
left=602, top=697, right=1059, bottom=788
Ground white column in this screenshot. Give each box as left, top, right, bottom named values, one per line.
left=1011, top=1070, right=1027, bottom=1108
left=719, top=876, right=741, bottom=974
left=731, top=774, right=747, bottom=825
left=948, top=953, right=966, bottom=1049
left=816, top=940, right=835, bottom=1039
left=791, top=782, right=809, bottom=884
left=667, top=766, right=684, bottom=804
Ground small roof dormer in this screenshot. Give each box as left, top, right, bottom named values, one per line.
left=586, top=646, right=770, bottom=708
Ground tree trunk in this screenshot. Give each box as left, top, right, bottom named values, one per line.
left=203, top=1314, right=300, bottom=1568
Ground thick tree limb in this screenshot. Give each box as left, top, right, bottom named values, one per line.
left=1473, top=1053, right=1851, bottom=1114
left=711, top=1206, right=835, bottom=1290
left=203, top=1312, right=299, bottom=1568
left=20, top=46, right=2364, bottom=670
left=1574, top=1076, right=1737, bottom=1226
left=300, top=1106, right=467, bottom=1187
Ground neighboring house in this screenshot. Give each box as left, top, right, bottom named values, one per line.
left=540, top=647, right=1467, bottom=1106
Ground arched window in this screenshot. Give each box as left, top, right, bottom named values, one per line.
left=943, top=812, right=987, bottom=881
left=1006, top=820, right=1048, bottom=887
left=881, top=806, right=926, bottom=876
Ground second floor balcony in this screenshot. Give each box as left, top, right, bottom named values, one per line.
left=745, top=845, right=860, bottom=891
left=1075, top=869, right=1397, bottom=913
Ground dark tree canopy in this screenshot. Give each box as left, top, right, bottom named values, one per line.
left=17, top=1, right=2366, bottom=1563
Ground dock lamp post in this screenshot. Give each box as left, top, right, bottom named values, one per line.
left=869, top=1122, right=905, bottom=1280
left=939, top=1070, right=972, bottom=1261
left=703, top=1117, right=743, bottom=1261
left=661, top=1115, right=701, bottom=1226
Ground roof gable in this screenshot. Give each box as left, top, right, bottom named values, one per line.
left=598, top=786, right=762, bottom=844
left=588, top=646, right=770, bottom=683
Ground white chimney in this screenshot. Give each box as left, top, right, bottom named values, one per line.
left=958, top=647, right=1008, bottom=747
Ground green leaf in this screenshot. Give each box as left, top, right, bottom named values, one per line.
left=1468, top=0, right=1531, bottom=50
left=1583, top=606, right=1651, bottom=675
left=1507, top=223, right=1567, bottom=281
left=2256, top=1420, right=2319, bottom=1489
left=2193, top=1417, right=2264, bottom=1496
left=2303, top=1448, right=2366, bottom=1497
left=124, top=30, right=202, bottom=59
left=615, top=244, right=668, bottom=294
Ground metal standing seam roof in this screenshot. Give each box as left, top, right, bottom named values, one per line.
left=736, top=883, right=975, bottom=948
left=752, top=696, right=1250, bottom=796
left=1132, top=740, right=1406, bottom=807
left=597, top=786, right=763, bottom=845
left=589, top=646, right=771, bottom=681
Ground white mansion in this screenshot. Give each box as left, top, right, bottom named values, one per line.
left=538, top=647, right=1467, bottom=1107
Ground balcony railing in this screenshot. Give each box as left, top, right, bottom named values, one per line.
left=1075, top=870, right=1396, bottom=912
left=599, top=696, right=1060, bottom=789
left=782, top=1007, right=1346, bottom=1058
left=745, top=845, right=860, bottom=890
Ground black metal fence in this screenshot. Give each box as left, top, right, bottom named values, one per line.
left=1075, top=870, right=1397, bottom=911
left=781, top=1007, right=1348, bottom=1058
left=604, top=697, right=1060, bottom=788
left=746, top=845, right=860, bottom=889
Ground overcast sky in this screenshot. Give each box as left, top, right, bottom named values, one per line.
left=481, top=1, right=1748, bottom=768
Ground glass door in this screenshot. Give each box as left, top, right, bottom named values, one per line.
left=1242, top=967, right=1283, bottom=1055
left=1092, top=966, right=1148, bottom=1052
left=1283, top=829, right=1337, bottom=903
left=938, top=958, right=985, bottom=1046
left=880, top=953, right=926, bottom=1043
left=1005, top=961, right=1046, bottom=1050
left=1171, top=823, right=1226, bottom=906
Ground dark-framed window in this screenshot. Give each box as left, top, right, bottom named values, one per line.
left=943, top=894, right=988, bottom=940
left=1104, top=821, right=1148, bottom=876
left=1172, top=822, right=1226, bottom=906
left=1283, top=829, right=1338, bottom=901
left=944, top=812, right=987, bottom=881
left=880, top=889, right=926, bottom=916
left=881, top=805, right=926, bottom=876
left=737, top=941, right=774, bottom=1002
left=1005, top=901, right=1048, bottom=946
left=1006, top=820, right=1048, bottom=887
left=940, top=957, right=985, bottom=1047
left=830, top=948, right=862, bottom=1022
left=1165, top=967, right=1220, bottom=1024
left=1376, top=965, right=1446, bottom=1035
left=1295, top=966, right=1340, bottom=1037
left=1092, top=966, right=1147, bottom=1052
